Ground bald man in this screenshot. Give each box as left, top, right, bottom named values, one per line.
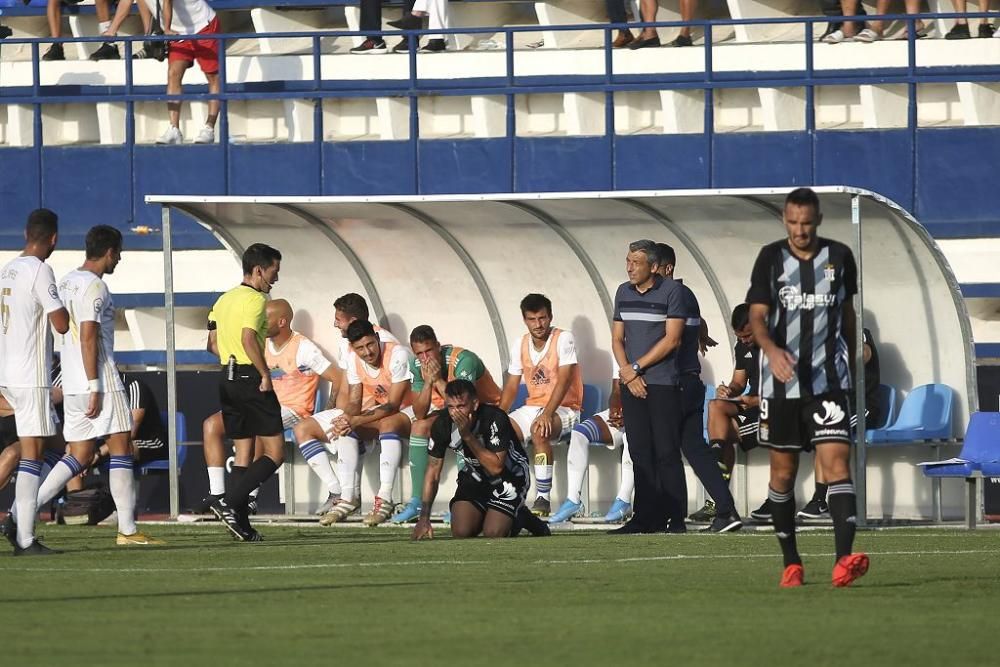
left=197, top=299, right=341, bottom=515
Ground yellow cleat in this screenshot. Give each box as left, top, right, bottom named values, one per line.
left=116, top=532, right=165, bottom=546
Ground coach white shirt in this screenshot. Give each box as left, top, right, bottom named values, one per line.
left=57, top=269, right=124, bottom=395
left=0, top=256, right=63, bottom=388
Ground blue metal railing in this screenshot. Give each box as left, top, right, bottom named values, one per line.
left=1, top=12, right=998, bottom=211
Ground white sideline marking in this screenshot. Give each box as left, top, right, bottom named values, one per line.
left=1, top=549, right=995, bottom=574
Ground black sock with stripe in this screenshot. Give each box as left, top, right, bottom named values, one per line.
left=769, top=486, right=801, bottom=567
left=826, top=479, right=857, bottom=560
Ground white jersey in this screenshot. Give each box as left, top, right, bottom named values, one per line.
left=141, top=0, right=215, bottom=35
left=337, top=327, right=399, bottom=371
left=57, top=269, right=124, bottom=395
left=0, top=255, right=64, bottom=388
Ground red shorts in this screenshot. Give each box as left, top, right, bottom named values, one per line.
left=168, top=16, right=220, bottom=75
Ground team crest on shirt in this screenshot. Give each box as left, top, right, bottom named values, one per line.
left=824, top=263, right=836, bottom=282
left=94, top=297, right=104, bottom=314
left=48, top=284, right=59, bottom=300
left=530, top=367, right=550, bottom=387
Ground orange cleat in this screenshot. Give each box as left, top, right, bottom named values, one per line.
left=780, top=563, right=804, bottom=588
left=832, top=553, right=870, bottom=587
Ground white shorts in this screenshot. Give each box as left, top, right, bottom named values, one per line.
left=63, top=390, right=133, bottom=443
left=592, top=409, right=625, bottom=450
left=281, top=405, right=301, bottom=430
left=508, top=405, right=580, bottom=445
left=0, top=386, right=57, bottom=438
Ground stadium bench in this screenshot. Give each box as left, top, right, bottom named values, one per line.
left=920, top=411, right=1000, bottom=528
left=867, top=383, right=954, bottom=445
left=139, top=410, right=188, bottom=474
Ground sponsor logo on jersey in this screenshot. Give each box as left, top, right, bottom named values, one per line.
left=778, top=285, right=838, bottom=311
left=530, top=367, right=550, bottom=387
left=493, top=481, right=518, bottom=502
left=489, top=421, right=500, bottom=448
left=813, top=400, right=846, bottom=426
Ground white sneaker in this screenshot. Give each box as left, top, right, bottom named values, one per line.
left=853, top=28, right=881, bottom=43
left=156, top=126, right=183, bottom=145
left=822, top=29, right=846, bottom=44
left=193, top=125, right=215, bottom=144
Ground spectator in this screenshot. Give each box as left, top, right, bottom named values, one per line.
left=43, top=0, right=120, bottom=61
left=351, top=0, right=388, bottom=53
left=388, top=0, right=449, bottom=53
left=946, top=1, right=994, bottom=39
left=672, top=0, right=696, bottom=47
left=830, top=0, right=922, bottom=42
left=819, top=0, right=866, bottom=41
left=628, top=0, right=661, bottom=49
left=609, top=239, right=688, bottom=534
left=106, top=0, right=220, bottom=144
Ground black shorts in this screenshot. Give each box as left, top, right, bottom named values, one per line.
left=450, top=475, right=526, bottom=520
left=735, top=406, right=760, bottom=452
left=0, top=414, right=18, bottom=451
left=758, top=391, right=852, bottom=452
left=219, top=371, right=283, bottom=439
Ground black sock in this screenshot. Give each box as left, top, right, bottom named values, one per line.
left=812, top=482, right=829, bottom=503
left=229, top=465, right=246, bottom=497
left=225, top=458, right=278, bottom=511
left=708, top=439, right=730, bottom=477
left=826, top=479, right=857, bottom=560
left=768, top=486, right=801, bottom=567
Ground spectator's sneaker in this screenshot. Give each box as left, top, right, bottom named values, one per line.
left=391, top=498, right=422, bottom=524
left=132, top=45, right=151, bottom=59
left=210, top=498, right=251, bottom=541
left=246, top=498, right=258, bottom=516
left=0, top=24, right=12, bottom=40
left=821, top=29, right=847, bottom=44
left=193, top=493, right=223, bottom=514
left=818, top=23, right=842, bottom=41
left=42, top=44, right=65, bottom=61
left=853, top=28, right=881, bottom=43
left=946, top=23, right=971, bottom=39
left=319, top=498, right=360, bottom=525
left=14, top=539, right=61, bottom=556
left=392, top=38, right=413, bottom=53
left=419, top=39, right=446, bottom=53
left=363, top=496, right=393, bottom=526
left=156, top=126, right=183, bottom=145
left=832, top=553, right=869, bottom=587
left=749, top=499, right=772, bottom=522
left=688, top=499, right=716, bottom=523
left=780, top=563, right=804, bottom=588
left=387, top=13, right=423, bottom=30
left=350, top=39, right=387, bottom=54
left=669, top=34, right=693, bottom=47
left=530, top=496, right=550, bottom=517
left=700, top=511, right=743, bottom=533
left=89, top=42, right=120, bottom=60
left=117, top=532, right=165, bottom=546
left=193, top=125, right=215, bottom=144
left=796, top=498, right=830, bottom=520
left=628, top=35, right=661, bottom=50
left=315, top=492, right=340, bottom=516
left=547, top=499, right=584, bottom=523
left=526, top=39, right=544, bottom=49
left=612, top=30, right=634, bottom=48
left=979, top=23, right=995, bottom=38
left=0, top=513, right=16, bottom=548
left=603, top=498, right=632, bottom=523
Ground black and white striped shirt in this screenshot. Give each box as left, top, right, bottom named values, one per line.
left=746, top=238, right=857, bottom=400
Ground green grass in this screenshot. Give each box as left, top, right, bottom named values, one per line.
left=2, top=524, right=998, bottom=666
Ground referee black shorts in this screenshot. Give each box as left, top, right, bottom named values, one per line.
left=219, top=368, right=283, bottom=439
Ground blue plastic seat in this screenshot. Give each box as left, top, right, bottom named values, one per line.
left=863, top=383, right=897, bottom=440
left=922, top=412, right=1000, bottom=478
left=580, top=384, right=602, bottom=420
left=869, top=384, right=953, bottom=443
left=140, top=411, right=188, bottom=474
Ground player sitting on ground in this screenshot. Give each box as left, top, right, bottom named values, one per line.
left=393, top=324, right=502, bottom=524
left=34, top=226, right=162, bottom=546
left=412, top=379, right=549, bottom=540
left=198, top=299, right=340, bottom=515
left=296, top=319, right=412, bottom=527
left=500, top=293, right=583, bottom=517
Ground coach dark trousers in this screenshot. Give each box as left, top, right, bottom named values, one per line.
left=360, top=0, right=383, bottom=38
left=621, top=384, right=686, bottom=529
left=679, top=374, right=735, bottom=516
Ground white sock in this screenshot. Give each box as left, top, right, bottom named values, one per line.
left=534, top=464, right=553, bottom=500
left=336, top=436, right=360, bottom=501
left=36, top=454, right=85, bottom=507
left=14, top=460, right=42, bottom=549
left=566, top=431, right=590, bottom=505
left=109, top=455, right=138, bottom=535
left=377, top=434, right=402, bottom=501
left=299, top=439, right=342, bottom=496
left=207, top=466, right=226, bottom=496
left=617, top=435, right=634, bottom=503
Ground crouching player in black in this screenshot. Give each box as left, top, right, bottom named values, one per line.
left=412, top=379, right=549, bottom=540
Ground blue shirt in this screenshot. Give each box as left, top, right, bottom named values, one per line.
left=613, top=275, right=689, bottom=386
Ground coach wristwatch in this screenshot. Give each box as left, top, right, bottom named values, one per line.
left=631, top=362, right=644, bottom=376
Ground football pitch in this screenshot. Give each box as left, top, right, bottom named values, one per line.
left=3, top=524, right=998, bottom=667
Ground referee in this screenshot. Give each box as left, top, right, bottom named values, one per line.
left=208, top=243, right=284, bottom=542
left=609, top=240, right=688, bottom=534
